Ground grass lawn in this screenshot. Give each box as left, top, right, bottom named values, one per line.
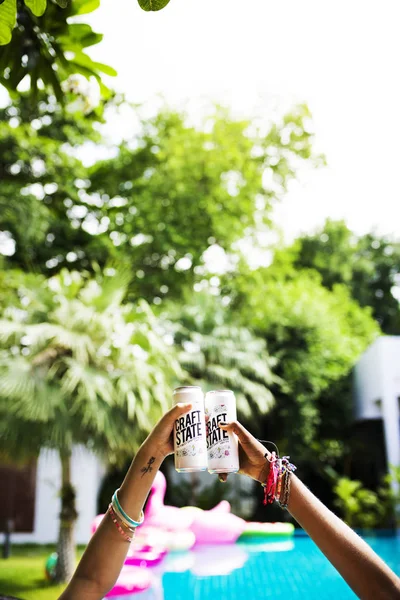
left=0, top=545, right=84, bottom=600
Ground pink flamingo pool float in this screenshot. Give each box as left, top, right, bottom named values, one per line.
left=144, top=472, right=246, bottom=544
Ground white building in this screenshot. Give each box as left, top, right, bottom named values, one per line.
left=3, top=446, right=105, bottom=545
left=353, top=336, right=400, bottom=482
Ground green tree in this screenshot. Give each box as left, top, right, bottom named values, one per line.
left=1, top=100, right=321, bottom=304
left=0, top=268, right=181, bottom=582
left=162, top=291, right=280, bottom=422
left=88, top=104, right=321, bottom=301
left=228, top=267, right=380, bottom=467
left=0, top=0, right=115, bottom=100
left=291, top=219, right=400, bottom=334
left=0, top=91, right=113, bottom=272
left=334, top=477, right=385, bottom=529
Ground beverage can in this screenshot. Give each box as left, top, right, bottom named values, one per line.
left=205, top=390, right=240, bottom=474
left=173, top=386, right=208, bottom=473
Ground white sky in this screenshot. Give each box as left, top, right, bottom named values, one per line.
left=85, top=0, right=400, bottom=242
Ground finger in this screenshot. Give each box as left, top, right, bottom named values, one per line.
left=165, top=402, right=192, bottom=425
left=219, top=420, right=252, bottom=445
left=205, top=414, right=210, bottom=423
left=218, top=473, right=228, bottom=483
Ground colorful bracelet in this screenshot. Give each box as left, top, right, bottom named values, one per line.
left=279, top=470, right=292, bottom=509
left=262, top=452, right=296, bottom=509
left=108, top=504, right=134, bottom=543
left=112, top=489, right=145, bottom=529
left=277, top=457, right=296, bottom=509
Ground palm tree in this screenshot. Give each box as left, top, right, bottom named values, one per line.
left=0, top=269, right=181, bottom=583
left=162, top=292, right=280, bottom=420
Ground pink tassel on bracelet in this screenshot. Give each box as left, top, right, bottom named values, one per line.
left=263, top=452, right=279, bottom=505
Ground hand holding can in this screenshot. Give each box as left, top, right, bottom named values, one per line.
left=205, top=390, right=240, bottom=474
left=173, top=386, right=208, bottom=473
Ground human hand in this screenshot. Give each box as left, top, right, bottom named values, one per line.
left=142, top=403, right=192, bottom=460
left=218, top=421, right=271, bottom=484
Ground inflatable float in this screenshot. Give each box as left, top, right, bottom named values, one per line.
left=146, top=472, right=294, bottom=544
left=239, top=521, right=295, bottom=539
left=105, top=566, right=151, bottom=597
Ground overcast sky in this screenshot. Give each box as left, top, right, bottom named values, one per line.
left=85, top=0, right=400, bottom=242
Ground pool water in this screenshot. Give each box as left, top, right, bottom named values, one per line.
left=116, top=535, right=400, bottom=600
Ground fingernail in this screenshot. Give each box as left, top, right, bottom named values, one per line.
left=177, top=402, right=192, bottom=409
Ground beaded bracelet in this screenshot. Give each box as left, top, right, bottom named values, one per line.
left=112, top=489, right=145, bottom=529
left=108, top=504, right=134, bottom=543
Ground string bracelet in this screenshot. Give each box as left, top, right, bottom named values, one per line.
left=108, top=504, right=134, bottom=543
left=112, top=489, right=145, bottom=529
left=260, top=444, right=297, bottom=509
left=263, top=452, right=279, bottom=505
left=277, top=456, right=297, bottom=509
left=279, top=469, right=292, bottom=509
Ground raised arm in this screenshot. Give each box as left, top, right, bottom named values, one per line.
left=219, top=421, right=400, bottom=600
left=59, top=402, right=191, bottom=600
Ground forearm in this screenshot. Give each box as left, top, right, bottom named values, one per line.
left=59, top=442, right=162, bottom=600
left=287, top=475, right=400, bottom=600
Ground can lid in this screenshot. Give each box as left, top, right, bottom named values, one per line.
left=173, top=386, right=202, bottom=392
left=206, top=389, right=234, bottom=395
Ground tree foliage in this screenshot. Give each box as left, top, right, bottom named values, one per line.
left=334, top=477, right=385, bottom=529
left=0, top=0, right=114, bottom=100
left=291, top=219, right=400, bottom=334
left=0, top=268, right=181, bottom=461
left=162, top=291, right=280, bottom=423
left=0, top=91, right=113, bottom=271
left=1, top=98, right=320, bottom=304
left=227, top=265, right=380, bottom=465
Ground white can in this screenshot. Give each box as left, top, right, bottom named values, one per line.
left=205, top=390, right=240, bottom=474
left=173, top=386, right=208, bottom=473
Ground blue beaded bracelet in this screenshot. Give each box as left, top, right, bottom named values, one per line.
left=112, top=489, right=144, bottom=528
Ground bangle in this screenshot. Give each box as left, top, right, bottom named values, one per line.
left=112, top=489, right=145, bottom=529
left=108, top=504, right=134, bottom=543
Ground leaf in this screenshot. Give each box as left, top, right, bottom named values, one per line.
left=91, top=61, right=117, bottom=77
left=70, top=0, right=100, bottom=16
left=71, top=52, right=117, bottom=77
left=54, top=0, right=68, bottom=6
left=24, top=0, right=47, bottom=17
left=138, top=0, right=171, bottom=11
left=0, top=0, right=16, bottom=46
left=41, top=62, right=64, bottom=102
left=58, top=23, right=103, bottom=49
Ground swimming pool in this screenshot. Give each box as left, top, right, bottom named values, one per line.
left=115, top=534, right=400, bottom=599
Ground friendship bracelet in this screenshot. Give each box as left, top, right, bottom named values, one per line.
left=277, top=457, right=296, bottom=509
left=262, top=450, right=297, bottom=509
left=279, top=470, right=292, bottom=509
left=108, top=504, right=134, bottom=543
left=112, top=489, right=145, bottom=529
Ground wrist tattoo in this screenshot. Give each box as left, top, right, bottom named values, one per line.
left=140, top=456, right=156, bottom=477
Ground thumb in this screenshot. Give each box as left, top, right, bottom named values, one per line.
left=169, top=402, right=192, bottom=421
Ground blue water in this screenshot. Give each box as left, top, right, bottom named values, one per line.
left=115, top=534, right=400, bottom=600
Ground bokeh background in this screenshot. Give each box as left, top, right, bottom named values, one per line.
left=0, top=0, right=399, bottom=597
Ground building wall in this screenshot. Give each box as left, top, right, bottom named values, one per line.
left=3, top=446, right=105, bottom=545
left=353, top=336, right=400, bottom=473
